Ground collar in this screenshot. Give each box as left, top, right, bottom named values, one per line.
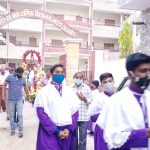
left=104, top=91, right=114, bottom=97
left=129, top=82, right=144, bottom=95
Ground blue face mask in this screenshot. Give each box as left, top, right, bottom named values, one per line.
left=52, top=74, right=65, bottom=84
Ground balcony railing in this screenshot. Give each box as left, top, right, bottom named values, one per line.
left=79, top=43, right=91, bottom=50
left=44, top=42, right=64, bottom=48
left=52, top=14, right=91, bottom=23
left=94, top=46, right=119, bottom=52
left=94, top=20, right=121, bottom=27
left=14, top=40, right=39, bottom=47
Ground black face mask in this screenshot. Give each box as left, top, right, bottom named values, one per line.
left=16, top=75, right=22, bottom=78
left=134, top=76, right=150, bottom=89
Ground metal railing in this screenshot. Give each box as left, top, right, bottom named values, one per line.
left=44, top=42, right=64, bottom=48
left=94, top=20, right=121, bottom=27
left=15, top=40, right=39, bottom=47
left=93, top=46, right=119, bottom=51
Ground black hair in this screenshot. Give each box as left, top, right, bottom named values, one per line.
left=50, top=64, right=64, bottom=74
left=92, top=80, right=99, bottom=88
left=99, top=72, right=113, bottom=83
left=126, top=53, right=150, bottom=71
left=15, top=67, right=24, bottom=73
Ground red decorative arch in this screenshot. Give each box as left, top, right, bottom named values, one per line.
left=23, top=50, right=41, bottom=65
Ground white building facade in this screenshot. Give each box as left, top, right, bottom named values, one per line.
left=0, top=0, right=131, bottom=82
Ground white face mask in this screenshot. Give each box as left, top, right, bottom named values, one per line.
left=103, top=82, right=114, bottom=93
left=74, top=79, right=83, bottom=86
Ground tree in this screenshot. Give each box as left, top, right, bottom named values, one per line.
left=118, top=20, right=133, bottom=58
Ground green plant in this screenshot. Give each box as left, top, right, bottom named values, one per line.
left=118, top=19, right=133, bottom=58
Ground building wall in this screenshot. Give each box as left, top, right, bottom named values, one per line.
left=2, top=18, right=43, bottom=32
left=46, top=3, right=89, bottom=17
left=10, top=2, right=41, bottom=10
left=136, top=8, right=150, bottom=55
left=93, top=37, right=118, bottom=48
left=10, top=31, right=41, bottom=43
left=94, top=12, right=120, bottom=22
left=94, top=51, right=127, bottom=87
left=45, top=30, right=69, bottom=43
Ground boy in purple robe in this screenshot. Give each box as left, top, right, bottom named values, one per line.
left=88, top=74, right=115, bottom=131
left=95, top=53, right=150, bottom=150
left=34, top=64, right=80, bottom=150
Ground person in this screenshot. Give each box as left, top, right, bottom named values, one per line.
left=34, top=64, right=80, bottom=150
left=88, top=74, right=115, bottom=131
left=26, top=66, right=34, bottom=91
left=72, top=71, right=92, bottom=150
left=0, top=67, right=8, bottom=112
left=88, top=80, right=100, bottom=135
left=96, top=53, right=150, bottom=150
left=88, top=73, right=115, bottom=149
left=41, top=69, right=51, bottom=87
left=4, top=67, right=30, bottom=138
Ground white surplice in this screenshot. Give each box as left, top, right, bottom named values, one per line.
left=88, top=90, right=110, bottom=119
left=34, top=83, right=80, bottom=126
left=96, top=87, right=150, bottom=150
left=88, top=90, right=110, bottom=131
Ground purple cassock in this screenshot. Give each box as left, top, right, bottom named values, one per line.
left=34, top=82, right=80, bottom=150
left=36, top=108, right=78, bottom=150
left=94, top=83, right=148, bottom=150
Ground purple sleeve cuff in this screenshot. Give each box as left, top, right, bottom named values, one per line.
left=121, top=129, right=148, bottom=148
left=94, top=127, right=148, bottom=149
left=91, top=113, right=99, bottom=122
left=37, top=107, right=57, bottom=135
left=54, top=129, right=61, bottom=137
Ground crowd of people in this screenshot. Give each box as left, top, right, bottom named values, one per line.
left=0, top=52, right=150, bottom=150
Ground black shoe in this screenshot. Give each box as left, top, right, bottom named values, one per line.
left=18, top=134, right=23, bottom=138
left=10, top=132, right=15, bottom=136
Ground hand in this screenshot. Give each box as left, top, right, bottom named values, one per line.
left=58, top=130, right=69, bottom=139
left=63, top=129, right=69, bottom=136
left=146, top=128, right=150, bottom=138
left=76, top=92, right=86, bottom=101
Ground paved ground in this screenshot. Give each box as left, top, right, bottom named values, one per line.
left=0, top=102, right=94, bottom=150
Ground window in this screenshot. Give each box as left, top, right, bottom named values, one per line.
left=76, top=16, right=82, bottom=21
left=105, top=19, right=115, bottom=26
left=51, top=39, right=63, bottom=47
left=104, top=43, right=114, bottom=50
left=29, top=37, right=37, bottom=47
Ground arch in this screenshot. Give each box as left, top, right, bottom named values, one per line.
left=0, top=9, right=78, bottom=38
left=23, top=50, right=41, bottom=65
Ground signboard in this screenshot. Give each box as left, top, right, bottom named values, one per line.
left=0, top=9, right=78, bottom=38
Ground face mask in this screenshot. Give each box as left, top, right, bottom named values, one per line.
left=52, top=74, right=64, bottom=84
left=103, top=82, right=114, bottom=93
left=74, top=79, right=83, bottom=86
left=133, top=76, right=150, bottom=89
left=129, top=71, right=150, bottom=90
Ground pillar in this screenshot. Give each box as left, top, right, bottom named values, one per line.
left=63, top=39, right=82, bottom=85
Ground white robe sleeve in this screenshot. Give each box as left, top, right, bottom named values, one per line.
left=69, top=88, right=80, bottom=115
